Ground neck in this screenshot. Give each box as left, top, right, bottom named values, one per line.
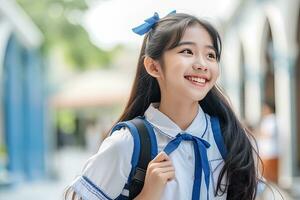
left=158, top=96, right=199, bottom=131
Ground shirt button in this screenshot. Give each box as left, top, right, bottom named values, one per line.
left=188, top=155, right=193, bottom=160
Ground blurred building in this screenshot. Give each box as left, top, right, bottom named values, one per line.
left=0, top=0, right=47, bottom=185
left=221, top=0, right=300, bottom=196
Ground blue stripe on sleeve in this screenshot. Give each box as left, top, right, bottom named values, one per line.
left=71, top=176, right=112, bottom=200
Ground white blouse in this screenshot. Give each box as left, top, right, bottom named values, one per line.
left=71, top=103, right=227, bottom=200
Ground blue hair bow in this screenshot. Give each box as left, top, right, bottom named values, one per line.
left=132, top=10, right=176, bottom=36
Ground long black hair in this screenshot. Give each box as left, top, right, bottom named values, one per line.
left=116, top=13, right=261, bottom=200
left=65, top=13, right=262, bottom=200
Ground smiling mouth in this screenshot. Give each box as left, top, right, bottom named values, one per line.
left=184, top=75, right=207, bottom=87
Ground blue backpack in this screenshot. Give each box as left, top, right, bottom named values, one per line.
left=110, top=116, right=227, bottom=200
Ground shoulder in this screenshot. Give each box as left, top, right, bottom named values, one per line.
left=100, top=126, right=134, bottom=155
left=81, top=126, right=136, bottom=179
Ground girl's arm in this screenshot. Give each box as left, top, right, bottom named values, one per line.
left=134, top=151, right=175, bottom=200
left=65, top=150, right=175, bottom=200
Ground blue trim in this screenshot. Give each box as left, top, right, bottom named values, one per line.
left=82, top=176, right=112, bottom=200
left=115, top=195, right=128, bottom=200
left=141, top=117, right=158, bottom=159
left=210, top=117, right=227, bottom=160
left=123, top=183, right=129, bottom=190
left=115, top=184, right=130, bottom=199
left=201, top=114, right=208, bottom=138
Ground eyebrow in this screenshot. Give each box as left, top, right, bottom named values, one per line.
left=177, top=41, right=217, bottom=53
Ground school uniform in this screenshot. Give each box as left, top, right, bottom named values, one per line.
left=70, top=103, right=227, bottom=200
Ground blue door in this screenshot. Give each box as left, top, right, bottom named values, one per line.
left=3, top=35, right=26, bottom=182
left=3, top=34, right=46, bottom=182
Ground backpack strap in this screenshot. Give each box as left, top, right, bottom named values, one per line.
left=128, top=117, right=152, bottom=199
left=210, top=116, right=227, bottom=160
left=111, top=116, right=157, bottom=200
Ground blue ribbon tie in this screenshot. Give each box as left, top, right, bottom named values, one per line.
left=163, top=133, right=211, bottom=200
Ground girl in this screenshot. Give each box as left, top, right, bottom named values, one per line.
left=65, top=11, right=261, bottom=200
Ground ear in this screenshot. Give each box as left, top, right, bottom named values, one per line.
left=143, top=56, right=162, bottom=78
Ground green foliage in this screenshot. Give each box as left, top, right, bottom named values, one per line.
left=16, top=0, right=116, bottom=70
left=57, top=109, right=76, bottom=134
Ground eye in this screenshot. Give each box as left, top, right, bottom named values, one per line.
left=180, top=49, right=193, bottom=55
left=208, top=52, right=216, bottom=60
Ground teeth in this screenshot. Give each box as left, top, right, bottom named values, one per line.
left=186, top=76, right=206, bottom=84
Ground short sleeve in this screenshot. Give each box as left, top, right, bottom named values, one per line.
left=70, top=127, right=134, bottom=200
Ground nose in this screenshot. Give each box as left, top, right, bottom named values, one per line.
left=192, top=63, right=208, bottom=71
left=193, top=55, right=208, bottom=71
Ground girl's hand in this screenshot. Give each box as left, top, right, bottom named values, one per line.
left=134, top=151, right=175, bottom=200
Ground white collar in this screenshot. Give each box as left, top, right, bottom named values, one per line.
left=144, top=102, right=208, bottom=139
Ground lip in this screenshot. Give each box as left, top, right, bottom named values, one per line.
left=184, top=74, right=210, bottom=81
left=184, top=74, right=209, bottom=88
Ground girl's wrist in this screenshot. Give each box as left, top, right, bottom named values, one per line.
left=133, top=191, right=149, bottom=200
left=134, top=189, right=159, bottom=200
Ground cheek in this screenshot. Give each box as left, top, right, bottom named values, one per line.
left=164, top=61, right=186, bottom=79
left=211, top=65, right=220, bottom=81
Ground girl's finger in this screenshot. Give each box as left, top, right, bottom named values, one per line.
left=150, top=160, right=173, bottom=168
left=161, top=171, right=176, bottom=182
left=151, top=151, right=170, bottom=163
left=156, top=166, right=175, bottom=173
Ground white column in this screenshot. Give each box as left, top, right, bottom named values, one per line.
left=274, top=54, right=295, bottom=187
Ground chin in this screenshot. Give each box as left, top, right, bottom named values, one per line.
left=193, top=89, right=208, bottom=98
left=190, top=93, right=207, bottom=102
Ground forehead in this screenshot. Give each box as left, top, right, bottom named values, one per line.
left=180, top=23, right=213, bottom=46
